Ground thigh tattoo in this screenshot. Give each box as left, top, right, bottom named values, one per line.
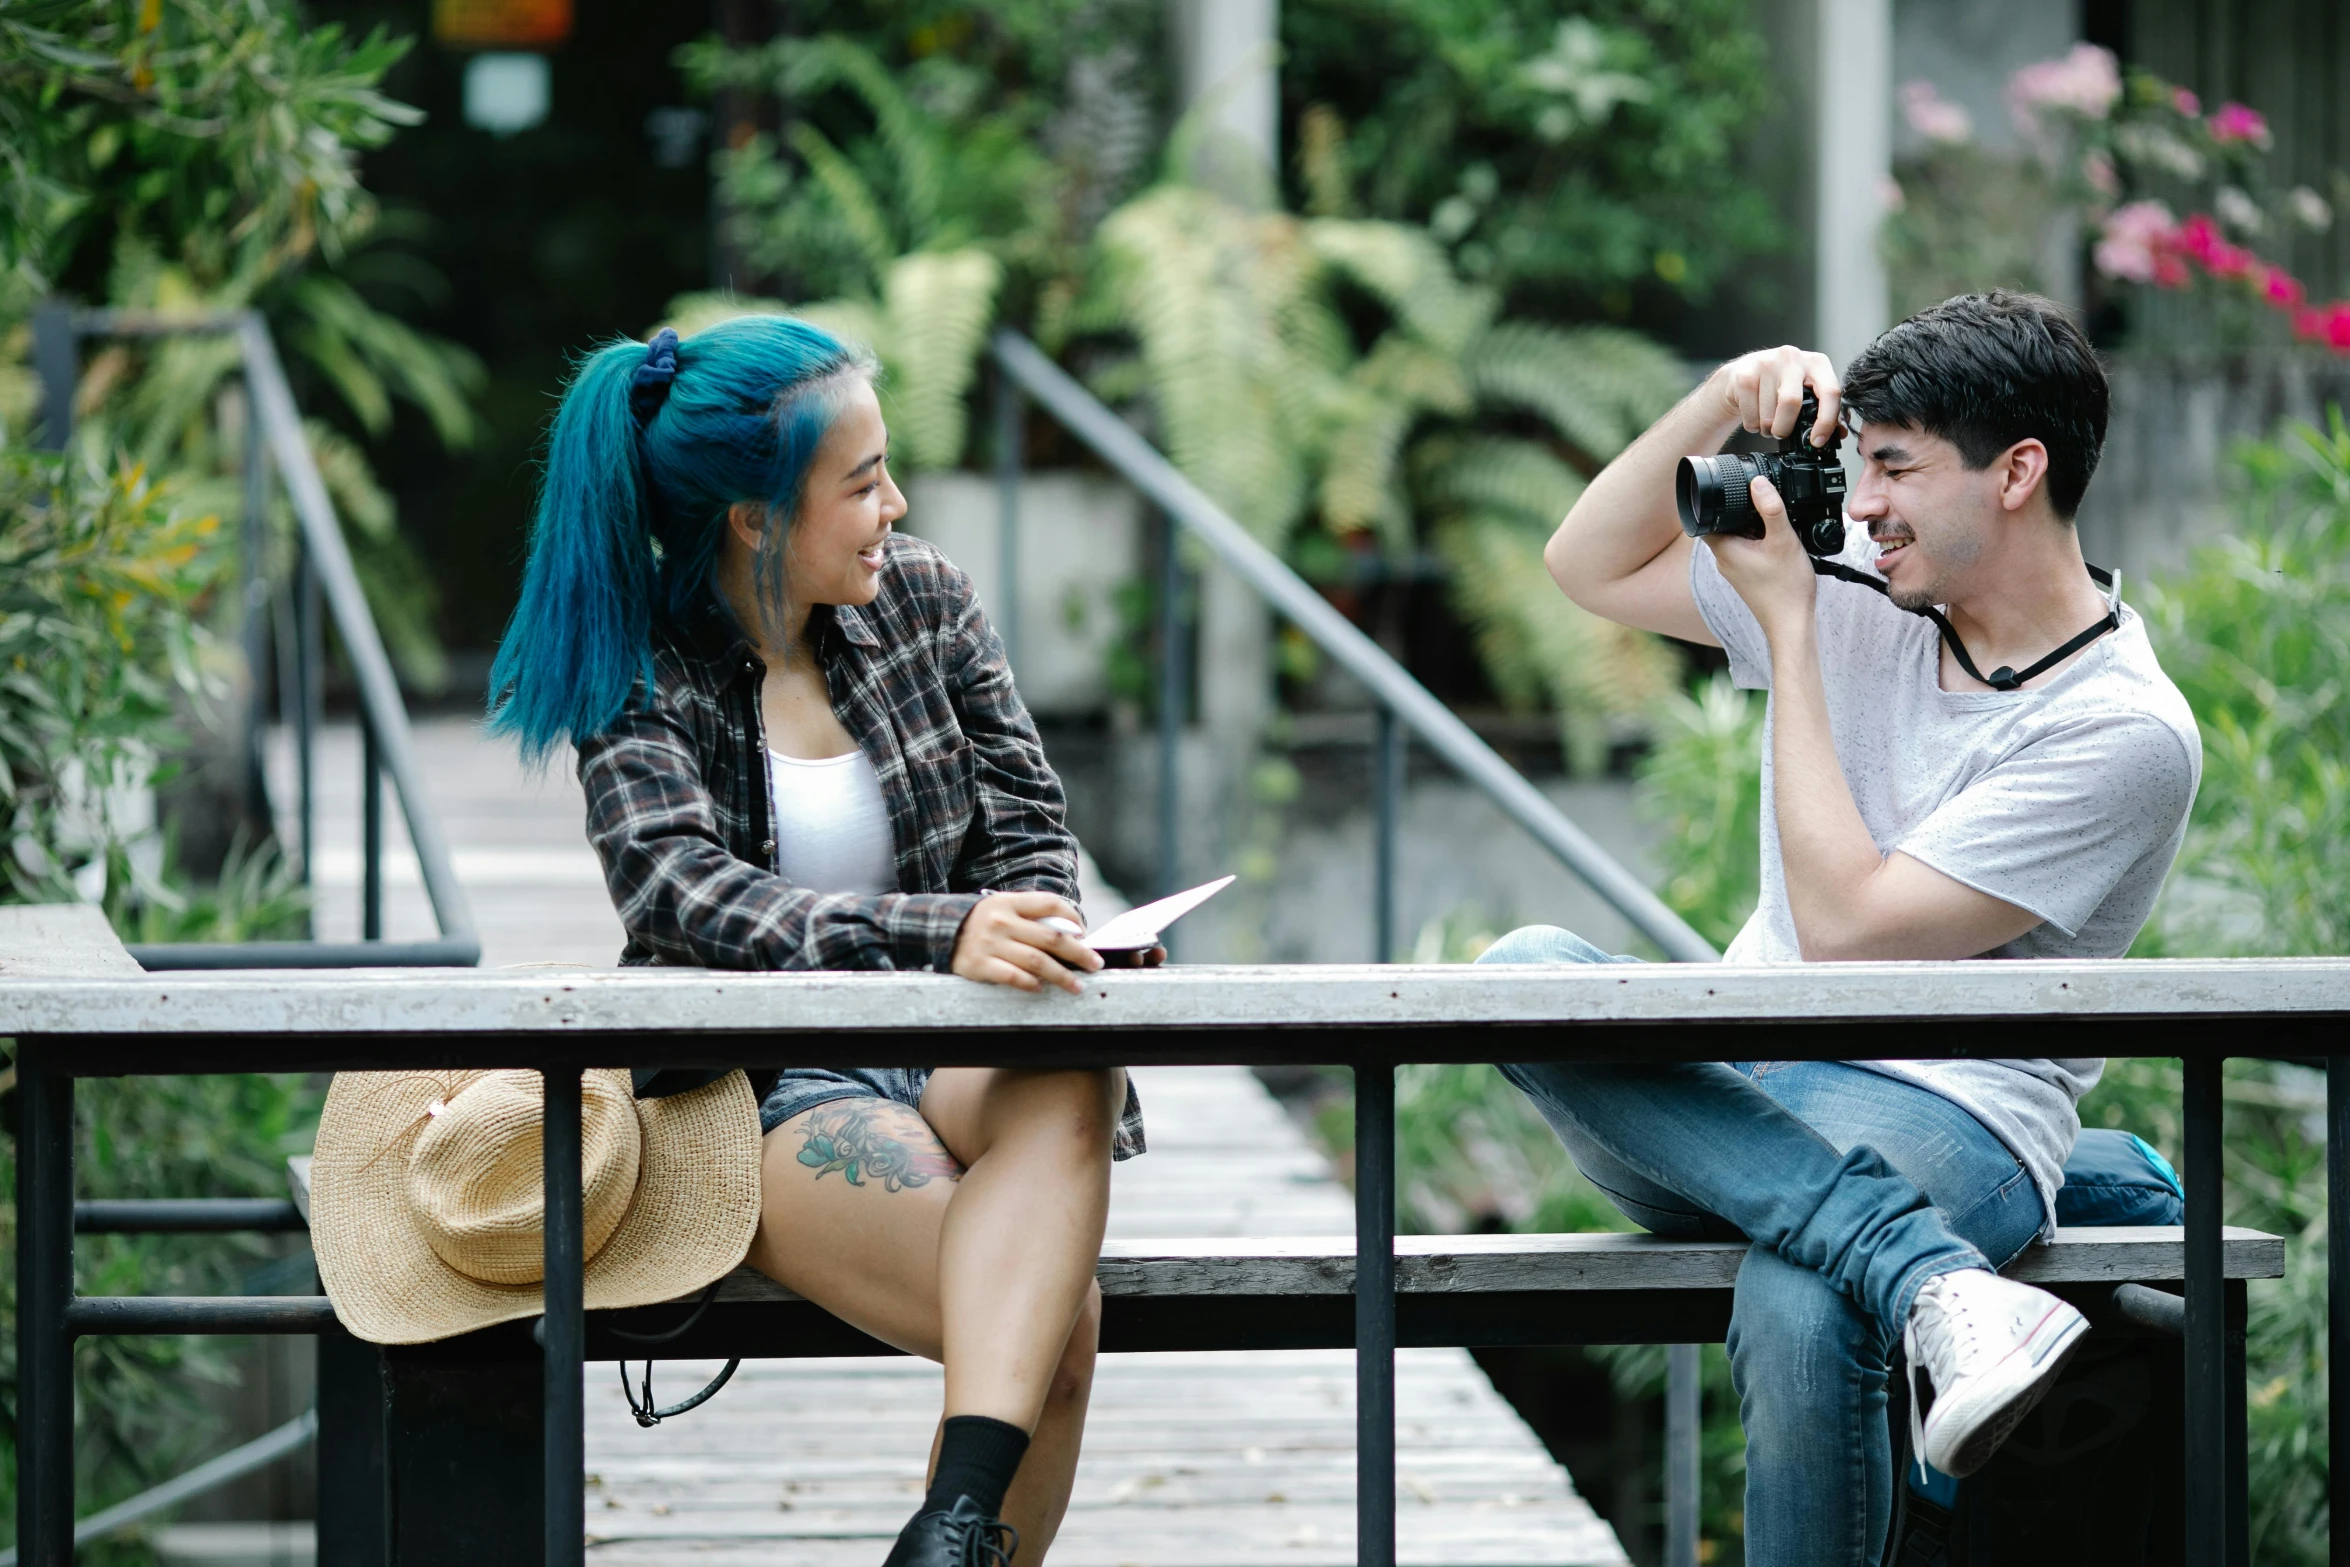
left=793, top=1099, right=962, bottom=1193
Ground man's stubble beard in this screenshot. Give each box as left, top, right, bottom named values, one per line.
left=1882, top=516, right=1984, bottom=614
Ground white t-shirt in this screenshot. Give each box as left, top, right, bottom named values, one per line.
left=768, top=750, right=899, bottom=895
left=1690, top=540, right=2201, bottom=1229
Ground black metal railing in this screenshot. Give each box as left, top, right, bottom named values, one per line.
left=986, top=329, right=1718, bottom=966
left=31, top=305, right=478, bottom=967
left=13, top=963, right=2332, bottom=1567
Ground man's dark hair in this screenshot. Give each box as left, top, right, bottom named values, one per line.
left=1842, top=291, right=2108, bottom=519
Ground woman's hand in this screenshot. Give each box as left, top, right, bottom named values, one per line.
left=952, top=892, right=1105, bottom=994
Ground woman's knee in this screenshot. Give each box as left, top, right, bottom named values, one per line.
left=1019, top=1066, right=1124, bottom=1152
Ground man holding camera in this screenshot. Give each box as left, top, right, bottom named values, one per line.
left=1480, top=292, right=2199, bottom=1564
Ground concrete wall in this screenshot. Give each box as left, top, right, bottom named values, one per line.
left=2081, top=355, right=2350, bottom=581
left=901, top=470, right=1146, bottom=719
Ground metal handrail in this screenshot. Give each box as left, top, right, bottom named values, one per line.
left=31, top=306, right=479, bottom=966
left=987, top=329, right=1718, bottom=963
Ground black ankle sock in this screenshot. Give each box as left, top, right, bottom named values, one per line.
left=926, top=1415, right=1030, bottom=1517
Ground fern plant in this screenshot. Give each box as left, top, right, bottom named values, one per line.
left=673, top=35, right=1020, bottom=471
left=1081, top=179, right=1689, bottom=765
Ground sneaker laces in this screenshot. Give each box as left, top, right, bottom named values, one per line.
left=1902, top=1277, right=1984, bottom=1484
left=957, top=1515, right=1020, bottom=1567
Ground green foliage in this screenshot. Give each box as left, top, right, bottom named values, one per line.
left=680, top=12, right=1161, bottom=329
left=1281, top=0, right=1782, bottom=312
left=2131, top=411, right=2350, bottom=956
left=0, top=0, right=419, bottom=312
left=0, top=450, right=221, bottom=913
left=1086, top=187, right=1691, bottom=759
left=2075, top=1057, right=2332, bottom=1563
left=0, top=1065, right=324, bottom=1549
left=671, top=33, right=1022, bottom=473
left=0, top=1, right=487, bottom=692
left=1633, top=672, right=1765, bottom=948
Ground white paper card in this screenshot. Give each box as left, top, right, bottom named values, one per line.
left=1083, top=874, right=1236, bottom=950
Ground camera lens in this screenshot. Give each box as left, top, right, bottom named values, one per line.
left=1675, top=453, right=1758, bottom=538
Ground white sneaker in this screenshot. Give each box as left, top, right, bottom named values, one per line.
left=1903, top=1268, right=2089, bottom=1479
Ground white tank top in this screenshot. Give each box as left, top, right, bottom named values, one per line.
left=766, top=750, right=898, bottom=894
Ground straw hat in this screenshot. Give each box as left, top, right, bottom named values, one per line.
left=310, top=1067, right=761, bottom=1345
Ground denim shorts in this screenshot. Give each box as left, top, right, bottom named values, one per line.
left=757, top=1068, right=933, bottom=1136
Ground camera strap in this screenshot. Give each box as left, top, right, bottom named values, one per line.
left=1809, top=558, right=2120, bottom=692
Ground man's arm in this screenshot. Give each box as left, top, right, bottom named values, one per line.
left=1706, top=480, right=2046, bottom=961
left=1547, top=345, right=1846, bottom=645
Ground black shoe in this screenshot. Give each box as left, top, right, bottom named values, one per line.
left=881, top=1494, right=1020, bottom=1567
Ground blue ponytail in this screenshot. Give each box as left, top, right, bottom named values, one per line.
left=486, top=315, right=876, bottom=763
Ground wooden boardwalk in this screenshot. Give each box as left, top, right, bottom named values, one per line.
left=278, top=720, right=1627, bottom=1565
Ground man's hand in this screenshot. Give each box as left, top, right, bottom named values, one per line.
left=951, top=891, right=1104, bottom=994
left=1717, top=344, right=1844, bottom=446
left=1702, top=476, right=1818, bottom=643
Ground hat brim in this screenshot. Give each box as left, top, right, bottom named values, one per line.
left=311, top=1068, right=762, bottom=1346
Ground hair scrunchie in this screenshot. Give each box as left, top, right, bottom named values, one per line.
left=629, top=328, right=681, bottom=428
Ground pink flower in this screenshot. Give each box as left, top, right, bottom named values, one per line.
left=1900, top=81, right=1973, bottom=144
left=2264, top=270, right=2307, bottom=309
left=2172, top=87, right=2201, bottom=116
left=2081, top=149, right=2120, bottom=197
left=2285, top=302, right=2350, bottom=355
left=2008, top=44, right=2122, bottom=131
left=2207, top=243, right=2257, bottom=280
left=2175, top=212, right=2224, bottom=264
left=2152, top=255, right=2190, bottom=289
left=2094, top=199, right=2178, bottom=283
left=2207, top=103, right=2272, bottom=148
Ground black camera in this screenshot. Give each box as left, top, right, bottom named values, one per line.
left=1675, top=390, right=1848, bottom=557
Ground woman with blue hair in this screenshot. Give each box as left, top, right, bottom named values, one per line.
left=490, top=315, right=1141, bottom=1566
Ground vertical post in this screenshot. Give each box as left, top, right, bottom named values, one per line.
left=240, top=388, right=273, bottom=827
left=1813, top=0, right=1892, bottom=371
left=994, top=366, right=1024, bottom=677
left=295, top=542, right=321, bottom=890
left=1156, top=511, right=1186, bottom=904
left=2225, top=1277, right=2248, bottom=1567
left=2183, top=1054, right=2225, bottom=1567
left=361, top=711, right=383, bottom=942
left=17, top=1046, right=75, bottom=1567
left=1664, top=1344, right=1701, bottom=1567
left=2330, top=1055, right=2349, bottom=1567
left=541, top=1067, right=585, bottom=1567
left=1354, top=1057, right=1397, bottom=1567
left=1373, top=706, right=1401, bottom=962
left=32, top=302, right=77, bottom=452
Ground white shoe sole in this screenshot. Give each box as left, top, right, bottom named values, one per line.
left=1919, top=1301, right=2090, bottom=1479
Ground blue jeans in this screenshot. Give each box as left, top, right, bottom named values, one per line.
left=1478, top=926, right=2046, bottom=1567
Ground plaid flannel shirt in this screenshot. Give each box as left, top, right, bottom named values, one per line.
left=579, top=534, right=1143, bottom=1157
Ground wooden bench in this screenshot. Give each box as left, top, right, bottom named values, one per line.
left=287, top=1154, right=2278, bottom=1354
left=282, top=1157, right=2280, bottom=1560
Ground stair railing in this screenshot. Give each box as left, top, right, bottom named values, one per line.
left=31, top=304, right=479, bottom=967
